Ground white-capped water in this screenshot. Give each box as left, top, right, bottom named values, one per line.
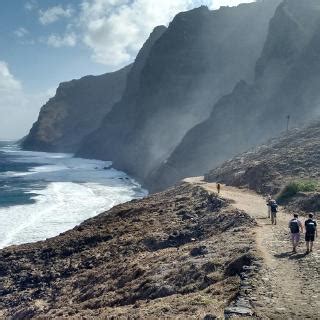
left=0, top=145, right=147, bottom=248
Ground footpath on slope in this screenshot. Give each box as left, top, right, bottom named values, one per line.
left=185, top=177, right=320, bottom=319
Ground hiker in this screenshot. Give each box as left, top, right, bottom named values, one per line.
left=289, top=213, right=303, bottom=253
left=305, top=213, right=317, bottom=254
left=217, top=183, right=221, bottom=194
left=270, top=199, right=278, bottom=225
left=266, top=195, right=272, bottom=218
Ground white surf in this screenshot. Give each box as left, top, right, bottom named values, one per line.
left=0, top=146, right=147, bottom=248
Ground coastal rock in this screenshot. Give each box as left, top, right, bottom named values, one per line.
left=22, top=65, right=131, bottom=152
left=77, top=1, right=279, bottom=182
left=148, top=0, right=320, bottom=192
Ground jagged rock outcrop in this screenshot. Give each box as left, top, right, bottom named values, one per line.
left=149, top=0, right=320, bottom=192
left=77, top=1, right=280, bottom=181
left=22, top=66, right=131, bottom=152
left=0, top=183, right=256, bottom=318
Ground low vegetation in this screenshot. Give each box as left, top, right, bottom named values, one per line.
left=277, top=180, right=319, bottom=203
left=0, top=183, right=256, bottom=319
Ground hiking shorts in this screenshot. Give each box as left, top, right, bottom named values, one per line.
left=291, top=233, right=300, bottom=243
left=305, top=233, right=315, bottom=242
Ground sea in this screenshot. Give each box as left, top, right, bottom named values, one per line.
left=0, top=141, right=147, bottom=249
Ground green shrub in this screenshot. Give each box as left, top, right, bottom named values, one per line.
left=277, top=180, right=318, bottom=203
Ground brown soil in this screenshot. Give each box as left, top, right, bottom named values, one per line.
left=187, top=177, right=320, bottom=319
left=0, top=183, right=256, bottom=319
left=2, top=176, right=319, bottom=319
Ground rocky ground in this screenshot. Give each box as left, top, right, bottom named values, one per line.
left=188, top=177, right=320, bottom=319
left=206, top=122, right=320, bottom=213
left=0, top=183, right=256, bottom=319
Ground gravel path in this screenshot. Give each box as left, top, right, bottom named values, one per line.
left=186, top=177, right=320, bottom=319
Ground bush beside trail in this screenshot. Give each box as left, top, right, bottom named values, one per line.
left=277, top=180, right=319, bottom=204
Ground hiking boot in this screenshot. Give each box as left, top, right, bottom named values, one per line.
left=306, top=250, right=310, bottom=254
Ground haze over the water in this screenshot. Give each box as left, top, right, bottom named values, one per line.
left=0, top=0, right=255, bottom=140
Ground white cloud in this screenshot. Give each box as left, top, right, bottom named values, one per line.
left=39, top=5, right=74, bottom=25
left=34, top=1, right=255, bottom=62
left=78, top=0, right=198, bottom=68
left=77, top=0, right=256, bottom=69
left=46, top=32, right=77, bottom=47
left=14, top=27, right=29, bottom=38
left=0, top=62, right=21, bottom=92
left=209, top=0, right=255, bottom=9
left=25, top=0, right=37, bottom=11
left=0, top=61, right=53, bottom=140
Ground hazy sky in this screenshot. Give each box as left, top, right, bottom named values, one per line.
left=0, top=0, right=255, bottom=140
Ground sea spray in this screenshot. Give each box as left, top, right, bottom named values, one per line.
left=0, top=142, right=147, bottom=248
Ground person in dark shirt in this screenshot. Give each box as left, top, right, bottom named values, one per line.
left=288, top=213, right=303, bottom=253
left=216, top=183, right=221, bottom=194
left=305, top=213, right=318, bottom=254
left=270, top=199, right=278, bottom=225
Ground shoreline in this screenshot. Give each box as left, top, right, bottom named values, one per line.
left=0, top=143, right=147, bottom=248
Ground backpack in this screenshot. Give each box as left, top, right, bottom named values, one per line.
left=290, top=219, right=300, bottom=234
left=306, top=219, right=316, bottom=234
left=270, top=201, right=278, bottom=213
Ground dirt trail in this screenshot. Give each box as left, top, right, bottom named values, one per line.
left=185, top=177, right=320, bottom=319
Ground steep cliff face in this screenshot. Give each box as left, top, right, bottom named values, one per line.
left=77, top=1, right=280, bottom=181
left=77, top=25, right=167, bottom=162
left=22, top=66, right=131, bottom=152
left=149, top=0, right=320, bottom=192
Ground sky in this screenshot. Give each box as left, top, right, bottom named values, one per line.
left=0, top=0, right=255, bottom=140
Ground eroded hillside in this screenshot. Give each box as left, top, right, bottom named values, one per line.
left=206, top=121, right=320, bottom=214
left=0, top=184, right=256, bottom=319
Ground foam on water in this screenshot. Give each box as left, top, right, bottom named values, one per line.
left=0, top=144, right=147, bottom=248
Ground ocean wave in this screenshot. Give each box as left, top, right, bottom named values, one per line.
left=0, top=144, right=147, bottom=248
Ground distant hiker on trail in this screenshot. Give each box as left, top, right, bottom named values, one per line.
left=305, top=213, right=317, bottom=254
left=266, top=195, right=272, bottom=218
left=289, top=213, right=303, bottom=253
left=216, top=183, right=221, bottom=194
left=269, top=199, right=278, bottom=225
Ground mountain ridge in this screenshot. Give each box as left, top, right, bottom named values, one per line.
left=76, top=0, right=280, bottom=182
left=22, top=65, right=131, bottom=152
left=148, top=0, right=320, bottom=192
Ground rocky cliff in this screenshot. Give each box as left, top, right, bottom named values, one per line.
left=149, top=0, right=320, bottom=192
left=22, top=66, right=131, bottom=152
left=206, top=121, right=320, bottom=195
left=205, top=120, right=320, bottom=215
left=0, top=183, right=256, bottom=318
left=77, top=1, right=280, bottom=182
